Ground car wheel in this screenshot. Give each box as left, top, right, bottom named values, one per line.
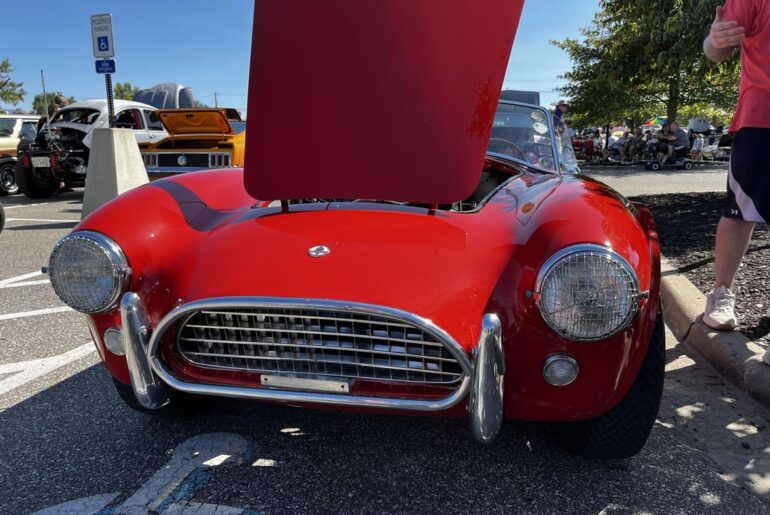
left=0, top=160, right=18, bottom=196
left=0, top=202, right=5, bottom=233
left=16, top=161, right=59, bottom=199
left=111, top=377, right=212, bottom=417
left=649, top=161, right=661, bottom=171
left=558, top=309, right=664, bottom=460
left=682, top=161, right=693, bottom=170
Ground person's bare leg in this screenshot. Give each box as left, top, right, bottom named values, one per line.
left=715, top=217, right=755, bottom=289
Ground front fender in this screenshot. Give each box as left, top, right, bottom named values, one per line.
left=485, top=175, right=661, bottom=421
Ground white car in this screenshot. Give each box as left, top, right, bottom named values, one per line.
left=16, top=100, right=167, bottom=198
left=48, top=99, right=167, bottom=148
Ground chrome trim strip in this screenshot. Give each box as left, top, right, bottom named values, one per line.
left=49, top=230, right=131, bottom=314
left=145, top=166, right=232, bottom=174
left=532, top=243, right=641, bottom=341
left=145, top=297, right=473, bottom=412
left=121, top=293, right=170, bottom=409
left=469, top=314, right=504, bottom=444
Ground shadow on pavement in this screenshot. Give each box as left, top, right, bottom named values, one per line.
left=0, top=362, right=766, bottom=514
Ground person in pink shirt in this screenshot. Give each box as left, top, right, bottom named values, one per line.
left=702, top=1, right=770, bottom=359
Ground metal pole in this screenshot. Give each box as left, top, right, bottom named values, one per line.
left=40, top=69, right=53, bottom=140
left=105, top=72, right=115, bottom=128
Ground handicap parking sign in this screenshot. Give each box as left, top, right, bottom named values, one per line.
left=91, top=13, right=115, bottom=58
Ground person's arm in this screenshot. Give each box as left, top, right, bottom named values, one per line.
left=704, top=3, right=748, bottom=62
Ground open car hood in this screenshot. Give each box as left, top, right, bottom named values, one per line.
left=158, top=110, right=233, bottom=135
left=245, top=0, right=525, bottom=203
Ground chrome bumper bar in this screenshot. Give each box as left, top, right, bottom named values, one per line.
left=121, top=293, right=170, bottom=410
left=469, top=314, right=505, bottom=443
left=119, top=293, right=504, bottom=442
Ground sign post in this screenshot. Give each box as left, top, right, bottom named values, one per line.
left=91, top=13, right=116, bottom=128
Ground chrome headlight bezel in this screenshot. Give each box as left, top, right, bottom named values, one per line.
left=534, top=244, right=642, bottom=341
left=48, top=231, right=131, bottom=314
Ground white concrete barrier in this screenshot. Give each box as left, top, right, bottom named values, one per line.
left=81, top=128, right=149, bottom=219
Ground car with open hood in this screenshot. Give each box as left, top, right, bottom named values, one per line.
left=15, top=100, right=166, bottom=198
left=46, top=0, right=663, bottom=460
left=139, top=108, right=245, bottom=177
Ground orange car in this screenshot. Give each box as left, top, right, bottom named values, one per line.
left=140, top=108, right=245, bottom=177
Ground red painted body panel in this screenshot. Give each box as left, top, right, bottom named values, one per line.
left=244, top=1, right=525, bottom=203
left=78, top=165, right=660, bottom=422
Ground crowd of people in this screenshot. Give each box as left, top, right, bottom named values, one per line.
left=572, top=122, right=714, bottom=164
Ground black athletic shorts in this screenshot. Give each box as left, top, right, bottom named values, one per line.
left=723, top=128, right=770, bottom=223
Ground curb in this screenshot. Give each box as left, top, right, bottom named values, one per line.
left=660, top=256, right=770, bottom=408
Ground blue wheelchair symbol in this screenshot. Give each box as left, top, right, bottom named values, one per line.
left=98, top=36, right=109, bottom=52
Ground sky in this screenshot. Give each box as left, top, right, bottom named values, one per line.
left=1, top=0, right=599, bottom=114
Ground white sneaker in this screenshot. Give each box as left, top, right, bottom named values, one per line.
left=703, top=286, right=737, bottom=331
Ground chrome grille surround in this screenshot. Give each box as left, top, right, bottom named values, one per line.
left=146, top=297, right=473, bottom=410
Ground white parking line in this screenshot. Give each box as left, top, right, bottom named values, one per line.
left=0, top=306, right=73, bottom=321
left=0, top=271, right=43, bottom=286
left=0, top=279, right=50, bottom=289
left=0, top=342, right=95, bottom=396
left=2, top=202, right=51, bottom=209
left=5, top=218, right=79, bottom=223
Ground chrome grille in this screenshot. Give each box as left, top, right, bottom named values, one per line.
left=176, top=307, right=464, bottom=385
left=209, top=152, right=231, bottom=167
left=142, top=153, right=158, bottom=167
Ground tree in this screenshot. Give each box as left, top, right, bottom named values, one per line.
left=32, top=92, right=77, bottom=115
left=193, top=100, right=210, bottom=108
left=554, top=0, right=740, bottom=126
left=0, top=58, right=25, bottom=106
left=113, top=82, right=139, bottom=100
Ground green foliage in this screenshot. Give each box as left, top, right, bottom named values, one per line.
left=0, top=58, right=25, bottom=106
left=193, top=100, right=210, bottom=108
left=113, top=82, right=140, bottom=100
left=553, top=0, right=739, bottom=127
left=32, top=92, right=77, bottom=115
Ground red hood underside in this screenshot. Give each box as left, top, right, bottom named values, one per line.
left=245, top=0, right=525, bottom=203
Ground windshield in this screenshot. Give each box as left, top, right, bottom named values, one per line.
left=486, top=103, right=557, bottom=172
left=51, top=108, right=100, bottom=125
left=230, top=121, right=246, bottom=134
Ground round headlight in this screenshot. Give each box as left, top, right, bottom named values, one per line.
left=49, top=231, right=130, bottom=314
left=535, top=244, right=641, bottom=341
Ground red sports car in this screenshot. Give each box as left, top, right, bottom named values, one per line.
left=46, top=1, right=663, bottom=459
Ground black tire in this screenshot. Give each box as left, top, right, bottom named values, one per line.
left=649, top=161, right=661, bottom=171
left=112, top=377, right=212, bottom=417
left=0, top=160, right=18, bottom=196
left=559, top=309, right=665, bottom=460
left=682, top=161, right=693, bottom=170
left=0, top=202, right=5, bottom=233
left=16, top=161, right=58, bottom=199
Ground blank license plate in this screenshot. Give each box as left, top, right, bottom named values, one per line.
left=261, top=375, right=350, bottom=393
left=31, top=156, right=51, bottom=168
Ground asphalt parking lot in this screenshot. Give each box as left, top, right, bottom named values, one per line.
left=1, top=177, right=770, bottom=514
